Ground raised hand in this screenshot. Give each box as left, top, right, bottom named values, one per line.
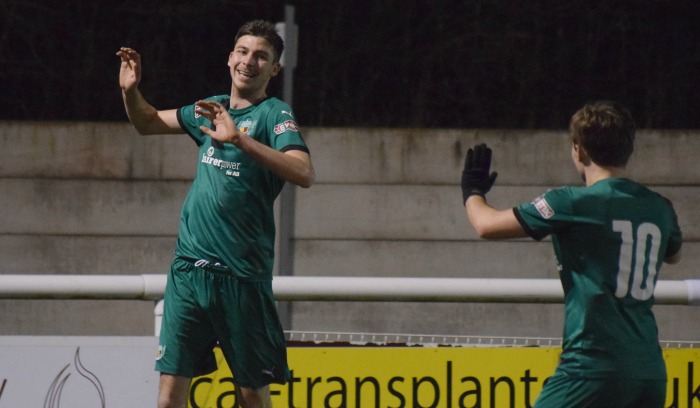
left=195, top=100, right=243, bottom=146
left=461, top=143, right=498, bottom=203
left=116, top=47, right=142, bottom=92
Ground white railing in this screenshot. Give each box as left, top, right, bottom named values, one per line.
left=2, top=275, right=699, bottom=336
left=0, top=275, right=698, bottom=304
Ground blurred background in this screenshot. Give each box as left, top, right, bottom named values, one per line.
left=1, top=0, right=698, bottom=129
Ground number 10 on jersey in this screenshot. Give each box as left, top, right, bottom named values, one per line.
left=613, top=220, right=662, bottom=301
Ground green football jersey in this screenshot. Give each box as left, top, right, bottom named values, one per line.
left=174, top=95, right=309, bottom=281
left=514, top=178, right=682, bottom=379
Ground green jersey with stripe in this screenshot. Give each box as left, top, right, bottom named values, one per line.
left=174, top=95, right=309, bottom=281
left=514, top=178, right=682, bottom=379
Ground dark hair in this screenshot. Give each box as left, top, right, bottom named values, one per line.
left=569, top=101, right=636, bottom=167
left=234, top=20, right=284, bottom=63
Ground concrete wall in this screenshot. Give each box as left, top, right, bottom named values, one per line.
left=1, top=122, right=698, bottom=340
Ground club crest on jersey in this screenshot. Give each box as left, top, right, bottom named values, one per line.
left=156, top=345, right=166, bottom=361
left=532, top=195, right=555, bottom=219
left=238, top=119, right=253, bottom=135
left=274, top=120, right=299, bottom=135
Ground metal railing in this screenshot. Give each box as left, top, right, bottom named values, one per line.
left=0, top=275, right=700, bottom=306
left=0, top=275, right=698, bottom=304
left=1, top=275, right=698, bottom=336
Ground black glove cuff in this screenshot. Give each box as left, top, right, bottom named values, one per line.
left=462, top=188, right=485, bottom=204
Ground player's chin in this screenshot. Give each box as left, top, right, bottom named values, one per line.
left=233, top=77, right=259, bottom=91
left=235, top=70, right=257, bottom=81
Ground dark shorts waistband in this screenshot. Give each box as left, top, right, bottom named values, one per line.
left=183, top=258, right=231, bottom=275
left=175, top=257, right=272, bottom=283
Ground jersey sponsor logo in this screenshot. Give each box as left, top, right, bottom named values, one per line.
left=281, top=110, right=294, bottom=117
left=274, top=120, right=299, bottom=135
left=201, top=147, right=241, bottom=177
left=532, top=195, right=555, bottom=219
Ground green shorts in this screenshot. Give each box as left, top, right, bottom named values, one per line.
left=534, top=369, right=666, bottom=408
left=155, top=257, right=290, bottom=389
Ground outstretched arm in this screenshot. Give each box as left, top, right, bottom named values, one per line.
left=465, top=196, right=527, bottom=239
left=116, top=47, right=181, bottom=135
left=195, top=100, right=315, bottom=188
left=461, top=144, right=527, bottom=239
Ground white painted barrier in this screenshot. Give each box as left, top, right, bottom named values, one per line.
left=0, top=274, right=166, bottom=300
left=1, top=275, right=699, bottom=336
left=0, top=275, right=698, bottom=304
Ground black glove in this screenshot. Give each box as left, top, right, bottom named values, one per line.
left=461, top=143, right=498, bottom=204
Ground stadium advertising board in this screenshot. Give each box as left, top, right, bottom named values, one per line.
left=0, top=337, right=698, bottom=407
left=0, top=336, right=159, bottom=407
left=193, top=346, right=700, bottom=408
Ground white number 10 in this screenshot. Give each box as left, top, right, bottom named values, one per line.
left=613, top=220, right=662, bottom=300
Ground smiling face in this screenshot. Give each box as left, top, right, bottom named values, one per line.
left=228, top=35, right=281, bottom=100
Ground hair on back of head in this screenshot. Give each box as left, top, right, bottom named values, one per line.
left=569, top=100, right=636, bottom=167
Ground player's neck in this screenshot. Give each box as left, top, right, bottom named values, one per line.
left=584, top=165, right=626, bottom=186
left=229, top=89, right=267, bottom=110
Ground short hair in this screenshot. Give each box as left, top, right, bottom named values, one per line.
left=569, top=101, right=636, bottom=167
left=234, top=20, right=284, bottom=63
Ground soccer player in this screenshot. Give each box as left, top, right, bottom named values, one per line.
left=117, top=20, right=314, bottom=408
left=460, top=101, right=682, bottom=407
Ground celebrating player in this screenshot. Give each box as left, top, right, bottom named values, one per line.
left=461, top=101, right=682, bottom=407
left=117, top=20, right=314, bottom=408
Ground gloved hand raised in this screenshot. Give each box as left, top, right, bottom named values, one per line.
left=461, top=143, right=498, bottom=204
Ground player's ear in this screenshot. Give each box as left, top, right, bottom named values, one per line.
left=573, top=143, right=591, bottom=165
left=270, top=62, right=281, bottom=77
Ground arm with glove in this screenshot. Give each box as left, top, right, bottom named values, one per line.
left=461, top=144, right=527, bottom=240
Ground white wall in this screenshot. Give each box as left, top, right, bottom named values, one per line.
left=1, top=122, right=698, bottom=339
